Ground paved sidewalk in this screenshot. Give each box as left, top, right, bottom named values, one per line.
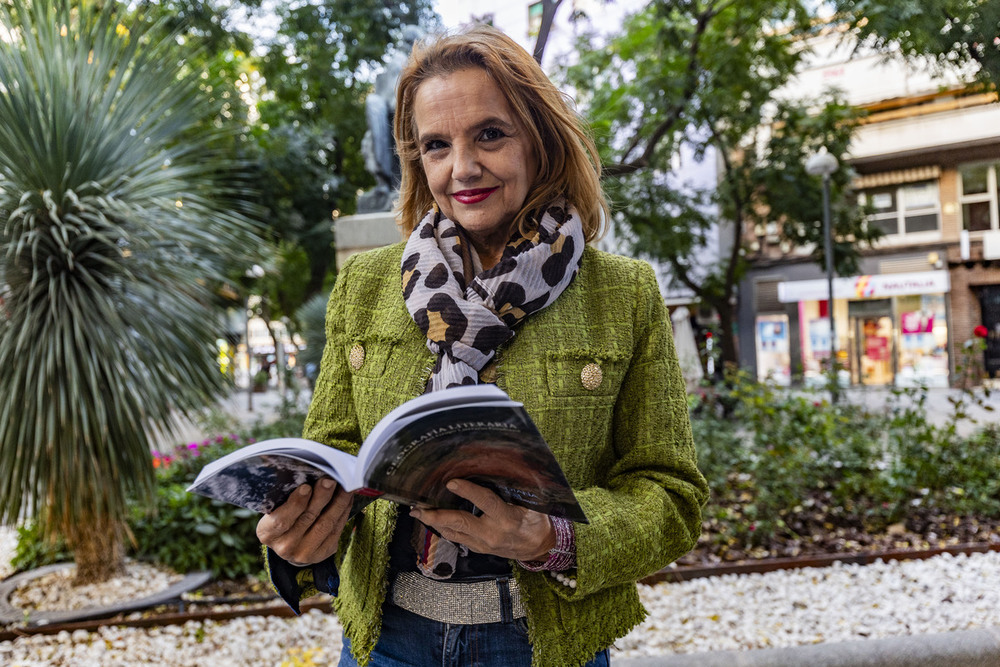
left=616, top=628, right=1000, bottom=666
left=819, top=385, right=1000, bottom=437
left=151, top=385, right=308, bottom=451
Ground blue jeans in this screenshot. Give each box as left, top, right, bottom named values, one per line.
left=337, top=601, right=611, bottom=667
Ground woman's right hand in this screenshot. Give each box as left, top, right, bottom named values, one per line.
left=256, top=479, right=354, bottom=566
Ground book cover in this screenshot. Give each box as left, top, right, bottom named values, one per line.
left=187, top=386, right=587, bottom=523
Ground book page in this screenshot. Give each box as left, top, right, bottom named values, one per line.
left=186, top=438, right=365, bottom=513
left=188, top=452, right=341, bottom=514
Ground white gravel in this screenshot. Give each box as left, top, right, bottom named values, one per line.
left=617, top=550, right=1000, bottom=658
left=2, top=524, right=1000, bottom=665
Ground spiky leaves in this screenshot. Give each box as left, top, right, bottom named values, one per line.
left=0, top=0, right=259, bottom=577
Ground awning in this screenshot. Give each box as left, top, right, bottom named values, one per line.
left=778, top=270, right=950, bottom=303
left=852, top=165, right=941, bottom=189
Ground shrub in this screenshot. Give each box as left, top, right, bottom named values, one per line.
left=153, top=434, right=247, bottom=487
left=691, top=372, right=1000, bottom=553
left=129, top=484, right=261, bottom=579
left=10, top=521, right=72, bottom=572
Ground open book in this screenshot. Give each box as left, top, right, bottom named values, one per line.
left=187, top=384, right=587, bottom=523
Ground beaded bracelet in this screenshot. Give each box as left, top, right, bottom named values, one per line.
left=517, top=516, right=576, bottom=573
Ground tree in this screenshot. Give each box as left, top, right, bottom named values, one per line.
left=225, top=0, right=439, bottom=377
left=830, top=0, right=1000, bottom=85
left=0, top=0, right=258, bottom=582
left=250, top=0, right=438, bottom=298
left=565, top=0, right=879, bottom=367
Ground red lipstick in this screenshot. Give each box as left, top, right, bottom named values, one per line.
left=452, top=187, right=498, bottom=204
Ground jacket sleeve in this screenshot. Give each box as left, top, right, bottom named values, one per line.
left=550, top=260, right=708, bottom=599
left=264, top=254, right=363, bottom=610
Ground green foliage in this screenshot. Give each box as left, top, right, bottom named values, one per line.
left=153, top=434, right=248, bottom=487
left=13, top=433, right=264, bottom=578
left=259, top=241, right=313, bottom=325
left=753, top=97, right=880, bottom=277
left=564, top=1, right=876, bottom=365
left=244, top=407, right=309, bottom=443
left=10, top=522, right=72, bottom=573
left=0, top=0, right=259, bottom=555
left=830, top=0, right=1000, bottom=85
left=885, top=388, right=1000, bottom=516
left=248, top=0, right=439, bottom=301
left=140, top=0, right=441, bottom=324
left=297, top=290, right=332, bottom=376
left=246, top=126, right=344, bottom=298
left=127, top=429, right=304, bottom=578
left=693, top=372, right=1000, bottom=552
left=129, top=484, right=261, bottom=580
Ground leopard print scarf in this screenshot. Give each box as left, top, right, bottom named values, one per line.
left=399, top=201, right=584, bottom=578
left=402, top=201, right=584, bottom=392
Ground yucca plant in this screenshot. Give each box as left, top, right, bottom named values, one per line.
left=0, top=0, right=259, bottom=582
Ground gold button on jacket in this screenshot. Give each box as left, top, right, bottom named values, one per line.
left=349, top=344, right=366, bottom=370
left=580, top=362, right=603, bottom=390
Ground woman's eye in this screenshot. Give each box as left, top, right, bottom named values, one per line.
left=422, top=139, right=447, bottom=152
left=480, top=127, right=506, bottom=141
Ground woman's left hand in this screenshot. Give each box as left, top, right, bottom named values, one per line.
left=410, top=479, right=556, bottom=561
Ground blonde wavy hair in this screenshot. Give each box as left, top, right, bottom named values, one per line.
left=393, top=24, right=608, bottom=242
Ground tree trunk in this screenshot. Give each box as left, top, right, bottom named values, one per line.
left=66, top=514, right=127, bottom=585
left=716, top=301, right=740, bottom=370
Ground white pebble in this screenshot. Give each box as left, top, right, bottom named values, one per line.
left=3, top=522, right=1000, bottom=663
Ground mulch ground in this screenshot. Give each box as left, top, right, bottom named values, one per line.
left=676, top=502, right=1000, bottom=567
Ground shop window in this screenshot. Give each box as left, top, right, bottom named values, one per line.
left=859, top=181, right=940, bottom=237
left=960, top=162, right=999, bottom=232
left=755, top=314, right=791, bottom=386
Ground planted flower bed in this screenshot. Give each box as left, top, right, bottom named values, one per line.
left=9, top=378, right=1000, bottom=600
left=681, top=373, right=1000, bottom=567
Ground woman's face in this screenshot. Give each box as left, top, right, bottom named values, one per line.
left=413, top=67, right=537, bottom=258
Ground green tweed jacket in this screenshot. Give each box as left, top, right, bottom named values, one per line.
left=291, top=241, right=707, bottom=667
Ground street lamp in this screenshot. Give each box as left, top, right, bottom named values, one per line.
left=805, top=147, right=839, bottom=400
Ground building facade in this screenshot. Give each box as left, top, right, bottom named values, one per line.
left=740, top=26, right=1000, bottom=388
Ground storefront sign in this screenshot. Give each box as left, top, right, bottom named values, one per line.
left=777, top=270, right=950, bottom=303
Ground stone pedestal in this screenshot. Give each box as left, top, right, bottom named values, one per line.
left=334, top=211, right=404, bottom=269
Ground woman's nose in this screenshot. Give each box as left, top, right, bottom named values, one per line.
left=451, top=145, right=482, bottom=182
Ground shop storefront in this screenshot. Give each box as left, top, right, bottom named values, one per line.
left=770, top=270, right=951, bottom=387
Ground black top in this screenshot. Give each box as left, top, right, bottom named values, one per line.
left=389, top=511, right=512, bottom=580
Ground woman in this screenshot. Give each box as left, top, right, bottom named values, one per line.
left=257, top=25, right=708, bottom=667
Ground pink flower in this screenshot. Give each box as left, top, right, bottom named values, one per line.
left=187, top=443, right=199, bottom=451
left=215, top=435, right=225, bottom=443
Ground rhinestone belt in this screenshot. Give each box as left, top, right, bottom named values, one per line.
left=390, top=571, right=526, bottom=625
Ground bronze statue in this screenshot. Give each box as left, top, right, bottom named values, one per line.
left=358, top=25, right=424, bottom=213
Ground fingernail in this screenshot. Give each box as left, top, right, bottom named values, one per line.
left=321, top=479, right=335, bottom=489
left=298, top=485, right=311, bottom=496
left=446, top=480, right=458, bottom=491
